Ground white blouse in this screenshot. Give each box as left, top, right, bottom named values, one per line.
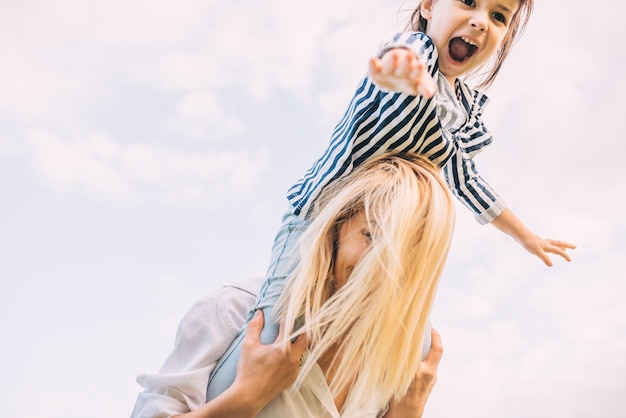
left=130, top=278, right=380, bottom=417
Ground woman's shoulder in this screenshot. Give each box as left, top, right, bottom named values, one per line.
left=221, top=276, right=264, bottom=297
left=190, top=278, right=261, bottom=324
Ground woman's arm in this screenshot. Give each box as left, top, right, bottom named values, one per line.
left=173, top=310, right=308, bottom=418
left=131, top=285, right=256, bottom=418
left=383, top=328, right=443, bottom=418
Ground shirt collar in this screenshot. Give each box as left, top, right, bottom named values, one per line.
left=455, top=79, right=490, bottom=120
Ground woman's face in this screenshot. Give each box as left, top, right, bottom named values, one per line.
left=332, top=212, right=373, bottom=290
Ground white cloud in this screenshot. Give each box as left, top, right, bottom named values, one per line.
left=0, top=0, right=219, bottom=125
left=24, top=129, right=269, bottom=205
left=138, top=51, right=223, bottom=93
left=0, top=0, right=402, bottom=141
left=0, top=0, right=398, bottom=156
left=1, top=0, right=217, bottom=48
left=26, top=129, right=135, bottom=200
left=175, top=92, right=246, bottom=138
left=430, top=213, right=626, bottom=417
left=431, top=272, right=626, bottom=417
left=0, top=134, right=23, bottom=158
left=0, top=41, right=92, bottom=127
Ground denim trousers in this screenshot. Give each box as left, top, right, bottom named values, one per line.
left=206, top=210, right=308, bottom=401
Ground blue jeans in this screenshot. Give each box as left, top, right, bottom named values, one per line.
left=206, top=210, right=308, bottom=401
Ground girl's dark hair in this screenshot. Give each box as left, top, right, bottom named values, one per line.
left=406, top=0, right=534, bottom=89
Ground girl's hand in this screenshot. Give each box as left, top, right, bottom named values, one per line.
left=491, top=208, right=576, bottom=267
left=520, top=235, right=576, bottom=267
left=369, top=47, right=437, bottom=97
left=384, top=328, right=443, bottom=418
left=231, top=310, right=309, bottom=413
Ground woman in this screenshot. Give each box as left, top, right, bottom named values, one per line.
left=132, top=153, right=454, bottom=417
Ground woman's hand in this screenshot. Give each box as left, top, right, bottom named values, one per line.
left=384, top=328, right=443, bottom=418
left=369, top=47, right=437, bottom=97
left=232, top=310, right=309, bottom=410
left=173, top=311, right=308, bottom=418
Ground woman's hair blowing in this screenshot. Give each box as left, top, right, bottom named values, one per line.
left=276, top=153, right=455, bottom=415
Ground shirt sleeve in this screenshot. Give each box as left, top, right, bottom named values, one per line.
left=442, top=148, right=507, bottom=224
left=130, top=286, right=256, bottom=418
left=287, top=32, right=442, bottom=219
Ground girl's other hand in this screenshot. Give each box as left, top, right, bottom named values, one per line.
left=521, top=235, right=577, bottom=267
left=369, top=48, right=437, bottom=98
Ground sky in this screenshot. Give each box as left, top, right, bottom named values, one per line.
left=1, top=0, right=625, bottom=417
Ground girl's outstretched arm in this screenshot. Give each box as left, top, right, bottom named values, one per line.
left=369, top=47, right=437, bottom=97
left=491, top=208, right=576, bottom=266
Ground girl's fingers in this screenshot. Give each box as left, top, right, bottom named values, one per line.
left=395, top=53, right=415, bottom=78
left=370, top=49, right=436, bottom=97
left=382, top=51, right=398, bottom=75
left=369, top=57, right=383, bottom=74
left=549, top=239, right=577, bottom=250
left=547, top=245, right=572, bottom=262
left=545, top=239, right=575, bottom=262
left=409, top=58, right=423, bottom=79
left=537, top=250, right=553, bottom=267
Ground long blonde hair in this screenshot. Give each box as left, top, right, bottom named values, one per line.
left=276, top=153, right=455, bottom=414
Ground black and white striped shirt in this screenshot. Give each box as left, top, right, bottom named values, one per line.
left=287, top=32, right=506, bottom=224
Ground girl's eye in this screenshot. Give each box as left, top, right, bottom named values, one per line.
left=492, top=12, right=507, bottom=24
left=363, top=230, right=373, bottom=241
left=461, top=0, right=476, bottom=6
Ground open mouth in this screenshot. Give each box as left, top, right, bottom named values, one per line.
left=449, top=37, right=478, bottom=62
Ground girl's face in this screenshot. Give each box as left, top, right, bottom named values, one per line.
left=332, top=212, right=372, bottom=290
left=422, top=0, right=520, bottom=85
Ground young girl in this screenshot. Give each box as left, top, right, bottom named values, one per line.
left=207, top=0, right=575, bottom=404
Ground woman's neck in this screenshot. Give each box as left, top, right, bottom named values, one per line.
left=318, top=344, right=350, bottom=413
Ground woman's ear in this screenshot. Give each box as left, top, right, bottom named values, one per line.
left=421, top=0, right=434, bottom=19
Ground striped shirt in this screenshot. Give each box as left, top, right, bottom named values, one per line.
left=287, top=32, right=506, bottom=225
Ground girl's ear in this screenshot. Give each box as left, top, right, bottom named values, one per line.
left=421, top=0, right=434, bottom=19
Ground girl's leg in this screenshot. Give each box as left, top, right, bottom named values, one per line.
left=206, top=210, right=308, bottom=401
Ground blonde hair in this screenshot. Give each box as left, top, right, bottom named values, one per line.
left=276, top=153, right=455, bottom=414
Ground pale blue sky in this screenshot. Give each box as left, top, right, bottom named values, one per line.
left=1, top=1, right=625, bottom=417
